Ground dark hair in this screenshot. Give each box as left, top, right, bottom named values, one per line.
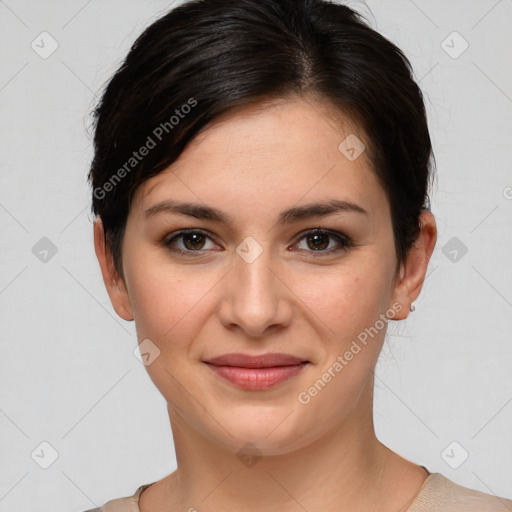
left=88, top=0, right=435, bottom=279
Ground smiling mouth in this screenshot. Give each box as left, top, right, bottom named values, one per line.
left=203, top=352, right=310, bottom=390
left=204, top=352, right=308, bottom=367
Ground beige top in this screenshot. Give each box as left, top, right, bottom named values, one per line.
left=84, top=472, right=512, bottom=512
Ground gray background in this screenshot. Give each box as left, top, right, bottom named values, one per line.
left=0, top=0, right=511, bottom=510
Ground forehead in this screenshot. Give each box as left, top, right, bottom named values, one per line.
left=132, top=97, right=388, bottom=223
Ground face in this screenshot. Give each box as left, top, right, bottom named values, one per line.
left=96, top=97, right=431, bottom=456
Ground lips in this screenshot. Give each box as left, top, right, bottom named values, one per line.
left=203, top=353, right=310, bottom=390
left=204, top=353, right=308, bottom=368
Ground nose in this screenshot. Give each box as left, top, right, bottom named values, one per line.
left=217, top=247, right=293, bottom=338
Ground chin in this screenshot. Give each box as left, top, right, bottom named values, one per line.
left=207, top=407, right=317, bottom=456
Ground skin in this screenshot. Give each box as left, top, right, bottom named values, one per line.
left=94, top=96, right=437, bottom=512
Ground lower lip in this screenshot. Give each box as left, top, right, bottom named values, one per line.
left=205, top=363, right=308, bottom=390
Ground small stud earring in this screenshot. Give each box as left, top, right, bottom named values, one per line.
left=409, top=303, right=415, bottom=312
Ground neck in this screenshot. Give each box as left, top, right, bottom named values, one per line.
left=151, top=379, right=425, bottom=512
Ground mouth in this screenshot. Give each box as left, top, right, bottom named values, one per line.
left=203, top=353, right=310, bottom=390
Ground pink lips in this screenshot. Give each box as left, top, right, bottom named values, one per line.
left=204, top=353, right=309, bottom=390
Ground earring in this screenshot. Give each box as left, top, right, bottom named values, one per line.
left=409, top=303, right=415, bottom=312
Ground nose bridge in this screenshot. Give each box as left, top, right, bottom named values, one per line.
left=219, top=237, right=291, bottom=336
left=236, top=247, right=274, bottom=300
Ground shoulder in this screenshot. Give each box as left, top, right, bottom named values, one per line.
left=408, top=473, right=512, bottom=512
left=82, top=483, right=154, bottom=512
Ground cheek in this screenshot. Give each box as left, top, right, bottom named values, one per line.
left=291, top=263, right=391, bottom=339
left=126, top=257, right=224, bottom=349
left=126, top=266, right=214, bottom=396
left=291, top=270, right=391, bottom=414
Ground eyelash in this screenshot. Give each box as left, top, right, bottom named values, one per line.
left=162, top=228, right=355, bottom=257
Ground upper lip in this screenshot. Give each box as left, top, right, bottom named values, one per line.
left=204, top=353, right=308, bottom=368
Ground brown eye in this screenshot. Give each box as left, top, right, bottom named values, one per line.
left=294, top=229, right=354, bottom=256
left=162, top=228, right=354, bottom=258
left=182, top=232, right=206, bottom=250
left=164, top=229, right=219, bottom=255
left=305, top=232, right=330, bottom=250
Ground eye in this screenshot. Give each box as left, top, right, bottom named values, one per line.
left=292, top=228, right=354, bottom=256
left=162, top=228, right=354, bottom=257
left=163, top=229, right=219, bottom=256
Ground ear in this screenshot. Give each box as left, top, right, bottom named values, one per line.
left=93, top=218, right=134, bottom=321
left=390, top=210, right=437, bottom=320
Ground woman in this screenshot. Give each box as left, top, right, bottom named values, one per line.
left=85, top=0, right=512, bottom=510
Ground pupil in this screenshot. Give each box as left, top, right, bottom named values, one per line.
left=308, top=233, right=328, bottom=250
left=184, top=233, right=204, bottom=250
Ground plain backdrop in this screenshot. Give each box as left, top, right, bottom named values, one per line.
left=0, top=0, right=511, bottom=510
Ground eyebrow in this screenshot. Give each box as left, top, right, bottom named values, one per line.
left=144, top=198, right=368, bottom=224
